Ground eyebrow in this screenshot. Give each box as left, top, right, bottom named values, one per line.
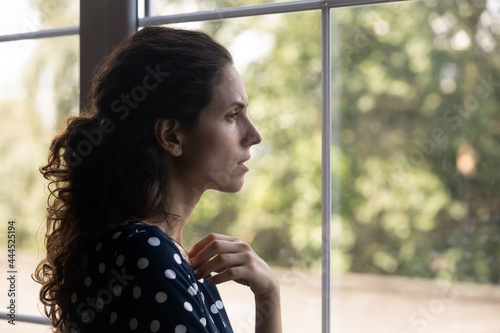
left=227, top=101, right=248, bottom=109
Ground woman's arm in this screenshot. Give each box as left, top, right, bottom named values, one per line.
left=254, top=291, right=282, bottom=333
left=189, top=233, right=283, bottom=333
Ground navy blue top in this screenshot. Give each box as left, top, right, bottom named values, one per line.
left=67, top=221, right=234, bottom=333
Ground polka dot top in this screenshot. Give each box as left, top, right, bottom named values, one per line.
left=67, top=221, right=234, bottom=333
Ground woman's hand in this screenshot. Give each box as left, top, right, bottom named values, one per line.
left=189, top=233, right=283, bottom=332
left=188, top=233, right=280, bottom=299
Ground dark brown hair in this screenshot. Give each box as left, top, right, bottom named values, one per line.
left=34, top=26, right=233, bottom=331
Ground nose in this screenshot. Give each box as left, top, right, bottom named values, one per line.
left=244, top=117, right=262, bottom=147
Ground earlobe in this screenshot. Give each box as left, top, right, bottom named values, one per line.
left=154, top=119, right=183, bottom=157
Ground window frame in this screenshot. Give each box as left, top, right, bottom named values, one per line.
left=0, top=0, right=408, bottom=331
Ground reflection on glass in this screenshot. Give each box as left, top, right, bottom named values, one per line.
left=174, top=11, right=322, bottom=333
left=0, top=0, right=79, bottom=36
left=0, top=35, right=78, bottom=327
left=332, top=1, right=500, bottom=332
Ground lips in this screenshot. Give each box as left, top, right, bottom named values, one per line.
left=237, top=156, right=251, bottom=172
left=238, top=156, right=251, bottom=164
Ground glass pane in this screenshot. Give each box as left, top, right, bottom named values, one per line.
left=332, top=0, right=500, bottom=332
left=168, top=11, right=322, bottom=332
left=151, top=0, right=306, bottom=17
left=0, top=0, right=79, bottom=36
left=0, top=35, right=79, bottom=330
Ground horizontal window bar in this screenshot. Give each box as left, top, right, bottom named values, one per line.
left=0, top=312, right=50, bottom=325
left=139, top=0, right=405, bottom=26
left=0, top=0, right=407, bottom=42
left=326, top=0, right=408, bottom=7
left=139, top=0, right=321, bottom=26
left=0, top=26, right=79, bottom=43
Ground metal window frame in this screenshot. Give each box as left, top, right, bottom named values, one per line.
left=0, top=0, right=407, bottom=331
left=80, top=0, right=138, bottom=108
left=0, top=26, right=79, bottom=42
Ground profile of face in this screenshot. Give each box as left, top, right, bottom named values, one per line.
left=162, top=65, right=262, bottom=193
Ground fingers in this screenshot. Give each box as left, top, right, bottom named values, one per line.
left=188, top=233, right=280, bottom=298
left=189, top=233, right=251, bottom=270
left=189, top=233, right=240, bottom=258
left=205, top=267, right=250, bottom=286
left=193, top=252, right=253, bottom=281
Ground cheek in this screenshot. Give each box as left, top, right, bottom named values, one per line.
left=184, top=123, right=239, bottom=175
left=190, top=136, right=227, bottom=171
left=205, top=142, right=234, bottom=172
left=205, top=128, right=236, bottom=157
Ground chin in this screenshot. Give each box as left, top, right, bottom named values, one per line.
left=224, top=184, right=244, bottom=193
left=208, top=177, right=245, bottom=193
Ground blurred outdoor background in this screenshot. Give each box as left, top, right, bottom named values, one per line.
left=0, top=0, right=499, bottom=332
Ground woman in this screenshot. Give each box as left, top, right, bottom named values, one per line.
left=35, top=26, right=282, bottom=333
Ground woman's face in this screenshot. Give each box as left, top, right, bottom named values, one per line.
left=174, top=65, right=262, bottom=193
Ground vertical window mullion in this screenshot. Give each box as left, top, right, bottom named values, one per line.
left=144, top=0, right=153, bottom=18
left=321, top=3, right=332, bottom=333
left=80, top=0, right=138, bottom=108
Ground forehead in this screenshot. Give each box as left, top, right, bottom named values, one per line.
left=207, top=65, right=248, bottom=112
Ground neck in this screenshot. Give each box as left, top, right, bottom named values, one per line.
left=143, top=178, right=205, bottom=246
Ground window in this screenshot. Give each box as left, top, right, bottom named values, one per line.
left=330, top=1, right=500, bottom=331
left=0, top=0, right=78, bottom=36
left=1, top=1, right=499, bottom=332
left=0, top=28, right=79, bottom=333
left=167, top=11, right=323, bottom=332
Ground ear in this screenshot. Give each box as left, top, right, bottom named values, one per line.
left=154, top=119, right=183, bottom=157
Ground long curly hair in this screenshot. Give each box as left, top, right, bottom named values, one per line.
left=33, top=26, right=233, bottom=332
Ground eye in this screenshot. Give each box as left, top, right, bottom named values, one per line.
left=226, top=111, right=239, bottom=121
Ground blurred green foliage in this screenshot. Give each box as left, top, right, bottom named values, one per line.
left=332, top=0, right=500, bottom=283
left=1, top=0, right=498, bottom=283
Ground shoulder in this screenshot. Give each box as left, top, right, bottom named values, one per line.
left=70, top=222, right=217, bottom=332
left=99, top=221, right=187, bottom=273
left=108, top=221, right=170, bottom=245
left=101, top=221, right=175, bottom=256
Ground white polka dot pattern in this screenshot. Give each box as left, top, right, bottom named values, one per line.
left=113, top=285, right=122, bottom=297
left=187, top=285, right=197, bottom=296
left=133, top=286, right=141, bottom=299
left=81, top=312, right=90, bottom=323
left=164, top=269, right=176, bottom=279
left=175, top=324, right=187, bottom=333
left=96, top=298, right=104, bottom=309
left=71, top=222, right=233, bottom=332
left=155, top=292, right=167, bottom=303
left=150, top=319, right=160, bottom=332
left=184, top=301, right=193, bottom=312
left=137, top=258, right=149, bottom=269
left=129, top=318, right=138, bottom=330
left=116, top=254, right=124, bottom=266
left=148, top=237, right=161, bottom=246
left=109, top=312, right=117, bottom=324
left=173, top=253, right=182, bottom=264
left=84, top=276, right=92, bottom=287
